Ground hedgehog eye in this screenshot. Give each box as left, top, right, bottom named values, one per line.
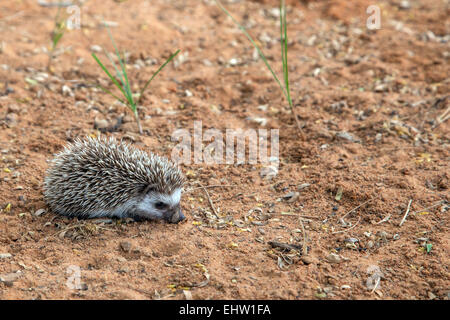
left=155, top=201, right=168, bottom=210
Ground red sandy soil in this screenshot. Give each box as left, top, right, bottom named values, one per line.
left=0, top=0, right=448, bottom=299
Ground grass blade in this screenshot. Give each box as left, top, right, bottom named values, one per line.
left=280, top=1, right=286, bottom=92
left=91, top=27, right=179, bottom=135
left=106, top=27, right=135, bottom=111
left=102, top=46, right=125, bottom=89
left=215, top=0, right=302, bottom=132
left=280, top=0, right=292, bottom=107
left=137, top=49, right=180, bottom=105
left=214, top=0, right=288, bottom=101
left=94, top=84, right=126, bottom=105
left=91, top=53, right=127, bottom=98
left=52, top=31, right=64, bottom=49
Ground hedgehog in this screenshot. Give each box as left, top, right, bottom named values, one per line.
left=43, top=136, right=186, bottom=223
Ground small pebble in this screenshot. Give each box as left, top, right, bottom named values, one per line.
left=120, top=241, right=132, bottom=253
left=260, top=165, right=278, bottom=180
left=62, top=85, right=74, bottom=97
left=323, top=286, right=333, bottom=293
left=0, top=253, right=12, bottom=259
left=183, top=290, right=193, bottom=300
left=374, top=84, right=387, bottom=92
left=0, top=271, right=22, bottom=285
left=80, top=283, right=88, bottom=290
left=90, top=45, right=102, bottom=53
left=315, top=292, right=327, bottom=299
left=326, top=253, right=342, bottom=264
left=94, top=117, right=109, bottom=130
left=377, top=231, right=389, bottom=242
left=282, top=192, right=300, bottom=203
left=300, top=255, right=317, bottom=265
left=228, top=58, right=240, bottom=66
left=5, top=113, right=18, bottom=125
left=118, top=267, right=129, bottom=273
left=251, top=221, right=265, bottom=226
left=246, top=116, right=267, bottom=126
left=336, top=131, right=360, bottom=143
left=34, top=208, right=46, bottom=216
left=399, top=0, right=411, bottom=9
left=7, top=104, right=20, bottom=113
left=310, top=221, right=320, bottom=231
left=233, top=219, right=245, bottom=228
left=122, top=115, right=134, bottom=123
left=117, top=256, right=127, bottom=263
left=298, top=183, right=310, bottom=190
left=375, top=133, right=382, bottom=143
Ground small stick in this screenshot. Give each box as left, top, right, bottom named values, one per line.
left=277, top=213, right=319, bottom=219
left=268, top=241, right=302, bottom=252
left=399, top=199, right=412, bottom=227
left=432, top=104, right=450, bottom=130
left=375, top=214, right=391, bottom=225
left=340, top=197, right=376, bottom=220
left=47, top=223, right=85, bottom=238
left=410, top=200, right=445, bottom=215
left=298, top=217, right=308, bottom=255
left=38, top=0, right=73, bottom=7
left=332, top=217, right=361, bottom=234
left=134, top=110, right=143, bottom=135
left=437, top=106, right=450, bottom=122
left=197, top=182, right=220, bottom=219
left=291, top=108, right=304, bottom=135
left=371, top=276, right=381, bottom=294
left=378, top=146, right=421, bottom=152
left=271, top=180, right=286, bottom=188
left=185, top=184, right=236, bottom=192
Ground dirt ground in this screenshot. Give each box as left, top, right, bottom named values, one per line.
left=0, top=0, right=449, bottom=300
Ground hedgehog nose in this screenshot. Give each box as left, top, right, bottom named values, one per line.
left=177, top=209, right=185, bottom=223
left=171, top=208, right=185, bottom=223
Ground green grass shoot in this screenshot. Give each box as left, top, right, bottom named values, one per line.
left=215, top=0, right=302, bottom=131
left=47, top=4, right=66, bottom=72
left=92, top=28, right=180, bottom=134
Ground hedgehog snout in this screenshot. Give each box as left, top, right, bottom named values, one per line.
left=168, top=205, right=185, bottom=224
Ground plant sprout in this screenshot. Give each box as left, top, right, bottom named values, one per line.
left=47, top=5, right=66, bottom=72
left=92, top=28, right=180, bottom=134
left=215, top=0, right=302, bottom=131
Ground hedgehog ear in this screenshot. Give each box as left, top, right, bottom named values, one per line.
left=142, top=184, right=157, bottom=194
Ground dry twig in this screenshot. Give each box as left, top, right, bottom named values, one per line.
left=375, top=214, right=391, bottom=225
left=410, top=200, right=446, bottom=215
left=197, top=182, right=220, bottom=219
left=399, top=199, right=412, bottom=227
left=332, top=217, right=361, bottom=234
left=298, top=217, right=308, bottom=255
left=340, top=197, right=376, bottom=220
left=371, top=276, right=381, bottom=294
left=268, top=241, right=302, bottom=252
left=185, top=184, right=236, bottom=192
